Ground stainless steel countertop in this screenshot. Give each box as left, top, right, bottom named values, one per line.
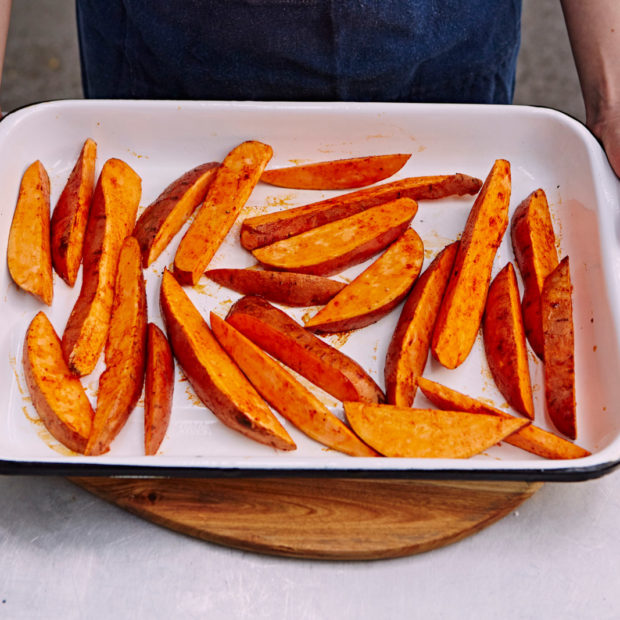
left=1, top=472, right=619, bottom=619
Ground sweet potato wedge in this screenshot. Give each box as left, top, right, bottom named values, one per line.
left=483, top=263, right=535, bottom=419
left=226, top=295, right=384, bottom=404
left=511, top=189, right=559, bottom=359
left=242, top=173, right=483, bottom=250
left=159, top=270, right=295, bottom=450
left=541, top=256, right=576, bottom=439
left=7, top=160, right=53, bottom=305
left=23, top=311, right=94, bottom=453
left=343, top=402, right=528, bottom=458
left=260, top=153, right=411, bottom=190
left=50, top=138, right=97, bottom=286
left=252, top=197, right=417, bottom=276
left=210, top=313, right=377, bottom=456
left=61, top=158, right=141, bottom=376
left=204, top=268, right=345, bottom=307
left=384, top=241, right=458, bottom=406
left=174, top=141, right=272, bottom=285
left=144, top=323, right=175, bottom=455
left=85, top=237, right=147, bottom=455
left=304, top=228, right=424, bottom=332
left=431, top=159, right=511, bottom=369
left=416, top=377, right=589, bottom=459
left=133, top=161, right=219, bottom=267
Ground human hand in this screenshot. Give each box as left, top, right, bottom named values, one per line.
left=589, top=110, right=620, bottom=178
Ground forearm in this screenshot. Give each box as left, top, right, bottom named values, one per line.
left=0, top=0, right=11, bottom=92
left=561, top=0, right=620, bottom=173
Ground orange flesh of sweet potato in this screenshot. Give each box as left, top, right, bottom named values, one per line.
left=304, top=228, right=424, bottom=333
left=174, top=141, right=272, bottom=285
left=50, top=138, right=97, bottom=286
left=482, top=262, right=535, bottom=419
left=210, top=313, right=377, bottom=456
left=133, top=161, right=219, bottom=267
left=343, top=402, right=528, bottom=458
left=511, top=189, right=559, bottom=359
left=159, top=270, right=295, bottom=451
left=85, top=237, right=147, bottom=455
left=241, top=173, right=482, bottom=250
left=252, top=197, right=417, bottom=276
left=204, top=268, right=346, bottom=307
left=61, top=158, right=142, bottom=376
left=431, top=159, right=511, bottom=369
left=226, top=295, right=385, bottom=404
left=416, top=377, right=589, bottom=459
left=144, top=323, right=175, bottom=455
left=7, top=160, right=53, bottom=305
left=384, top=241, right=458, bottom=407
left=541, top=256, right=576, bottom=439
left=260, top=153, right=411, bottom=190
left=23, top=311, right=94, bottom=453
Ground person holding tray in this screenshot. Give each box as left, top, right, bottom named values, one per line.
left=0, top=1, right=618, bottom=176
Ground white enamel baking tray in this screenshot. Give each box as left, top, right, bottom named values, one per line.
left=1, top=99, right=619, bottom=480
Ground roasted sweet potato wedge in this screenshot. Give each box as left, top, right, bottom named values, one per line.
left=7, top=160, right=53, bottom=305
left=133, top=161, right=219, bottom=267
left=226, top=295, right=384, bottom=404
left=431, top=159, right=511, bottom=369
left=304, top=228, right=424, bottom=332
left=384, top=241, right=458, bottom=406
left=62, top=158, right=142, bottom=376
left=511, top=189, right=559, bottom=359
left=344, top=402, right=528, bottom=458
left=541, top=256, right=576, bottom=439
left=85, top=237, right=147, bottom=455
left=159, top=270, right=295, bottom=450
left=204, top=268, right=345, bottom=307
left=144, top=323, right=175, bottom=455
left=260, top=153, right=411, bottom=190
left=50, top=138, right=97, bottom=286
left=23, top=311, right=94, bottom=453
left=241, top=173, right=482, bottom=250
left=416, top=377, right=589, bottom=459
left=483, top=263, right=535, bottom=419
left=174, top=141, right=272, bottom=285
left=252, top=197, right=417, bottom=276
left=210, top=313, right=377, bottom=456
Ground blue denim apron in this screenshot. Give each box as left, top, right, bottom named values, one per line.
left=76, top=0, right=522, bottom=104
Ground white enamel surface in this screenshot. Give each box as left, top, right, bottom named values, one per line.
left=1, top=100, right=619, bottom=477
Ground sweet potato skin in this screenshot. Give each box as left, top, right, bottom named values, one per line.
left=252, top=197, right=417, bottom=276
left=174, top=141, right=272, bottom=285
left=384, top=241, right=458, bottom=406
left=482, top=262, right=535, bottom=419
left=416, top=377, right=589, bottom=459
left=133, top=161, right=219, bottom=267
left=23, top=311, right=94, bottom=454
left=241, top=173, right=482, bottom=250
left=511, top=189, right=559, bottom=359
left=541, top=256, right=576, bottom=439
left=85, top=237, right=147, bottom=455
left=50, top=138, right=97, bottom=286
left=144, top=323, right=175, bottom=455
left=204, top=269, right=345, bottom=307
left=7, top=160, right=53, bottom=305
left=210, top=313, right=377, bottom=456
left=344, top=402, right=528, bottom=459
left=226, top=295, right=385, bottom=404
left=304, top=228, right=425, bottom=333
left=159, top=270, right=295, bottom=451
left=260, top=153, right=411, bottom=190
left=431, top=159, right=511, bottom=369
left=61, top=158, right=142, bottom=376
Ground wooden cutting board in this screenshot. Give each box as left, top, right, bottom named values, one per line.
left=71, top=477, right=541, bottom=560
